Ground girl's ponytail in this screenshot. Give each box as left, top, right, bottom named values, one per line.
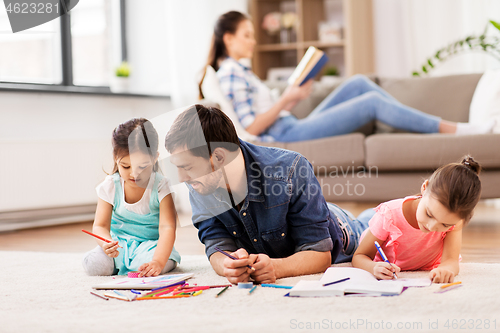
left=461, top=155, right=481, bottom=175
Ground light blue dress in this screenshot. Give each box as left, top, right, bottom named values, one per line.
left=109, top=172, right=181, bottom=275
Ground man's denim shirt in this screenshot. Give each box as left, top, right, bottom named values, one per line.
left=189, top=139, right=343, bottom=263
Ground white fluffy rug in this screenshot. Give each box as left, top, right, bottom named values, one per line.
left=1, top=251, right=499, bottom=333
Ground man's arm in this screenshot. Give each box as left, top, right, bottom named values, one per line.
left=251, top=250, right=331, bottom=283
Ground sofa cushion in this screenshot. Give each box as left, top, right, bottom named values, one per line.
left=365, top=133, right=500, bottom=171
left=253, top=133, right=365, bottom=174
left=378, top=73, right=482, bottom=123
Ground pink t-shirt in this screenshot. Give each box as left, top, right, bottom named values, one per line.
left=360, top=196, right=456, bottom=271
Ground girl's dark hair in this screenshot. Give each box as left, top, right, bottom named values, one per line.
left=198, top=11, right=249, bottom=99
left=110, top=118, right=159, bottom=174
left=427, top=155, right=482, bottom=225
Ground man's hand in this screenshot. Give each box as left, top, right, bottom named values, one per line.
left=250, top=253, right=277, bottom=284
left=222, top=249, right=257, bottom=284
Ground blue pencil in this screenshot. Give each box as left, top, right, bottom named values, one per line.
left=374, top=241, right=397, bottom=279
left=150, top=280, right=186, bottom=292
left=214, top=247, right=256, bottom=271
left=323, top=277, right=350, bottom=286
left=261, top=284, right=293, bottom=289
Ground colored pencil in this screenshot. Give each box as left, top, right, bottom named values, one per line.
left=90, top=291, right=109, bottom=301
left=323, top=277, right=350, bottom=286
left=214, top=247, right=256, bottom=271
left=81, top=229, right=122, bottom=248
left=374, top=241, right=397, bottom=279
left=149, top=280, right=186, bottom=292
left=249, top=285, right=257, bottom=294
left=192, top=290, right=203, bottom=296
left=261, top=284, right=293, bottom=289
left=434, top=285, right=463, bottom=294
left=208, top=284, right=232, bottom=289
left=136, top=295, right=191, bottom=300
left=216, top=286, right=229, bottom=298
left=440, top=281, right=462, bottom=289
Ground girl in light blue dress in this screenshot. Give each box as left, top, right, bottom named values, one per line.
left=82, top=118, right=181, bottom=276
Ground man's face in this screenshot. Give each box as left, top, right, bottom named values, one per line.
left=169, top=148, right=222, bottom=196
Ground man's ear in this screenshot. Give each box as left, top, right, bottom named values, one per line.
left=421, top=179, right=429, bottom=196
left=212, top=148, right=226, bottom=167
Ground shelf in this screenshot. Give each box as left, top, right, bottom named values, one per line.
left=256, top=40, right=345, bottom=52
left=256, top=43, right=299, bottom=51
left=305, top=40, right=345, bottom=48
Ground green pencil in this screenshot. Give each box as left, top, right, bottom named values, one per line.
left=215, top=286, right=229, bottom=298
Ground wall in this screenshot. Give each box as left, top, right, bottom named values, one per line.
left=373, top=0, right=500, bottom=78
left=0, top=91, right=173, bottom=213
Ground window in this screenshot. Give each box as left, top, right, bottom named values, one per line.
left=0, top=0, right=119, bottom=89
left=71, top=0, right=112, bottom=86
left=0, top=8, right=62, bottom=84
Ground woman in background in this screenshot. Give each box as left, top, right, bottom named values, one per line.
left=199, top=11, right=495, bottom=142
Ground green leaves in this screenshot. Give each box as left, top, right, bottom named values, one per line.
left=490, top=20, right=500, bottom=32
left=412, top=20, right=500, bottom=76
left=115, top=61, right=130, bottom=77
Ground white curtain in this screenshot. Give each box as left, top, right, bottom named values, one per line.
left=165, top=0, right=248, bottom=108
left=373, top=0, right=500, bottom=78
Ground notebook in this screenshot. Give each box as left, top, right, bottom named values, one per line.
left=92, top=272, right=194, bottom=290
left=287, top=46, right=329, bottom=86
left=289, top=267, right=430, bottom=297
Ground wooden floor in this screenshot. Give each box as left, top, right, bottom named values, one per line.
left=0, top=202, right=499, bottom=263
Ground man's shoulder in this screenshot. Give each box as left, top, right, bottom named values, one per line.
left=240, top=140, right=307, bottom=180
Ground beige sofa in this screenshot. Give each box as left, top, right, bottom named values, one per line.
left=205, top=73, right=500, bottom=202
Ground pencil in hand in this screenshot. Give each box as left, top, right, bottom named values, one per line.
left=214, top=247, right=256, bottom=272
left=81, top=229, right=122, bottom=248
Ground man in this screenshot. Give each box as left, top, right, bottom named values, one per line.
left=164, top=105, right=372, bottom=284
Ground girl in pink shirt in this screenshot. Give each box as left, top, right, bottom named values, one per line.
left=353, top=156, right=482, bottom=283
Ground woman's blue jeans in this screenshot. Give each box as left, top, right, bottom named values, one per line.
left=265, top=74, right=442, bottom=142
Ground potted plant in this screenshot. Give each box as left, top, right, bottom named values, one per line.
left=321, top=65, right=341, bottom=84
left=110, top=61, right=130, bottom=93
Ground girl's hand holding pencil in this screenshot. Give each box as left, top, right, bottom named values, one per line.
left=102, top=241, right=120, bottom=258
left=373, top=262, right=401, bottom=280
left=81, top=229, right=121, bottom=258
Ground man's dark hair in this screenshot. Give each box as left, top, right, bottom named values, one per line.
left=165, top=104, right=240, bottom=159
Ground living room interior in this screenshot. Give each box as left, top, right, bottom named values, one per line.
left=2, top=0, right=500, bottom=332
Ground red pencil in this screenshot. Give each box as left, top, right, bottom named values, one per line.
left=81, top=229, right=122, bottom=248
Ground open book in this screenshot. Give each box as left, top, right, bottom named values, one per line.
left=287, top=46, right=329, bottom=86
left=289, top=267, right=431, bottom=297
left=92, top=272, right=194, bottom=290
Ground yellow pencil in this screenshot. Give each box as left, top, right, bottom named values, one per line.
left=440, top=281, right=462, bottom=289
left=192, top=290, right=203, bottom=296
left=136, top=295, right=191, bottom=300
